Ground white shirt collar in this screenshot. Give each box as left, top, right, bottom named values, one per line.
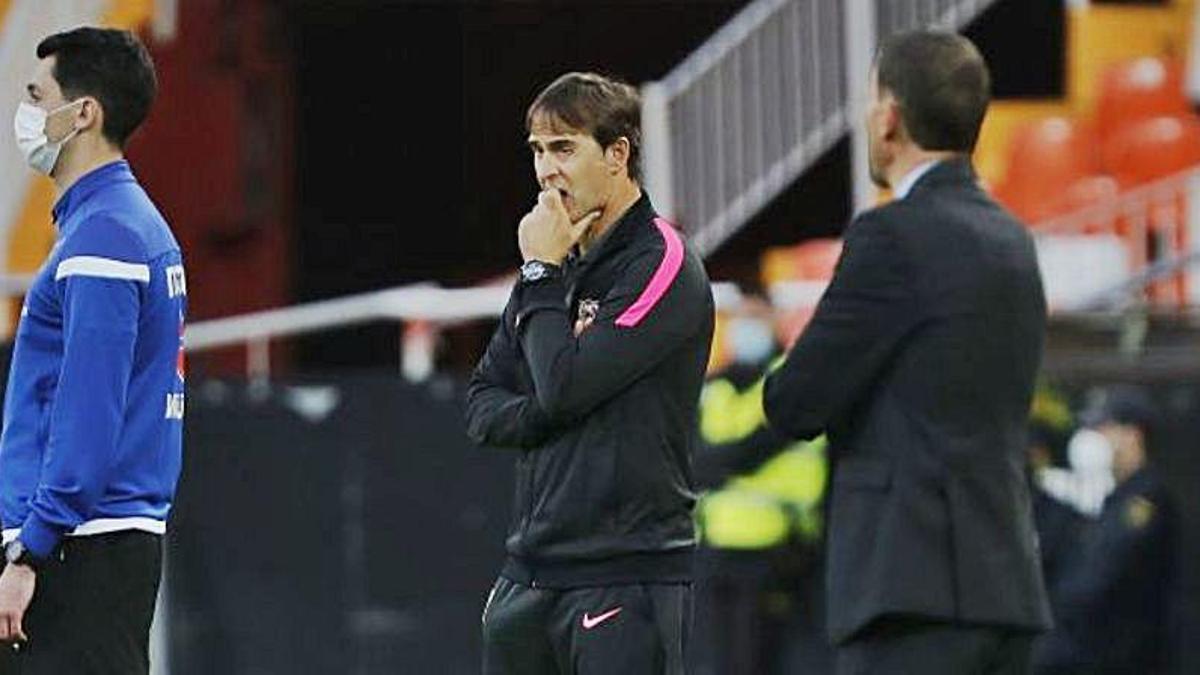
left=893, top=160, right=941, bottom=200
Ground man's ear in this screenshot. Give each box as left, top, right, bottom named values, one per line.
left=605, top=137, right=630, bottom=176
left=882, top=96, right=905, bottom=144
left=76, top=96, right=104, bottom=135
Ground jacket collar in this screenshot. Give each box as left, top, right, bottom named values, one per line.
left=52, top=159, right=135, bottom=225
left=893, top=160, right=941, bottom=200
left=906, top=155, right=977, bottom=198
left=568, top=191, right=655, bottom=271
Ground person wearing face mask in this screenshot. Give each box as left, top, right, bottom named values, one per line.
left=694, top=296, right=822, bottom=489
left=690, top=295, right=831, bottom=675
left=464, top=71, right=714, bottom=675
left=1034, top=386, right=1177, bottom=675
left=0, top=27, right=185, bottom=674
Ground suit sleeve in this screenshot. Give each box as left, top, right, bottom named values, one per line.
left=764, top=212, right=920, bottom=440
left=20, top=217, right=146, bottom=558
left=464, top=287, right=558, bottom=449
left=515, top=238, right=711, bottom=421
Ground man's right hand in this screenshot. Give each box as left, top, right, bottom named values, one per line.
left=518, top=189, right=601, bottom=264
left=0, top=562, right=35, bottom=643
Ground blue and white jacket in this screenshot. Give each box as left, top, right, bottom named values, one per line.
left=0, top=160, right=186, bottom=559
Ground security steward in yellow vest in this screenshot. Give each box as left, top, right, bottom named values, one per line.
left=691, top=309, right=830, bottom=675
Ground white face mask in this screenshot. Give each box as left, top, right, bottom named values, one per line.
left=728, top=317, right=777, bottom=365
left=13, top=99, right=82, bottom=175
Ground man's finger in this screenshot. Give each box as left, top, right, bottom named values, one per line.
left=538, top=188, right=567, bottom=214
left=10, top=613, right=25, bottom=643
left=570, top=209, right=602, bottom=238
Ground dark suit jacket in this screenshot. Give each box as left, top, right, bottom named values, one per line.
left=763, top=158, right=1053, bottom=643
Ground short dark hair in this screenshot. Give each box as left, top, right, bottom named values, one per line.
left=37, top=27, right=157, bottom=149
left=875, top=30, right=990, bottom=153
left=525, top=72, right=642, bottom=182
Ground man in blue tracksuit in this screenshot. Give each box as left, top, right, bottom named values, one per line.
left=0, top=28, right=184, bottom=673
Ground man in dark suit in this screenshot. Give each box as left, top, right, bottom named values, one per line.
left=763, top=30, right=1053, bottom=674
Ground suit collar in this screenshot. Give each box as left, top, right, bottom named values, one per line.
left=906, top=155, right=977, bottom=197
left=894, top=160, right=940, bottom=200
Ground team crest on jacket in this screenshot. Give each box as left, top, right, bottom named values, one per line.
left=574, top=299, right=600, bottom=337
left=165, top=311, right=186, bottom=420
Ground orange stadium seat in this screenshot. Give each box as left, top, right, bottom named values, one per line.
left=993, top=116, right=1100, bottom=224
left=1100, top=114, right=1200, bottom=305
left=1101, top=114, right=1200, bottom=187
left=1095, top=57, right=1189, bottom=141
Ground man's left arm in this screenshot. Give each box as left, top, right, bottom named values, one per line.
left=19, top=234, right=145, bottom=560
left=517, top=243, right=711, bottom=421
left=465, top=290, right=560, bottom=449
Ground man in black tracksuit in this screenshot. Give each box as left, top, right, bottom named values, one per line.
left=465, top=72, right=714, bottom=674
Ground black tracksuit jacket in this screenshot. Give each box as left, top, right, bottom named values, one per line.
left=465, top=194, right=714, bottom=588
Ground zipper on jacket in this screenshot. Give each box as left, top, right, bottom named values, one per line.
left=519, top=450, right=537, bottom=541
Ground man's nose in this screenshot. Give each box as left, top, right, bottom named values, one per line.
left=535, top=156, right=560, bottom=185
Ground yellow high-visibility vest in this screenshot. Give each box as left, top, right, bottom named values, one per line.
left=697, top=373, right=828, bottom=550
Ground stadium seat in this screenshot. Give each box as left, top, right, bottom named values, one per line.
left=1099, top=114, right=1200, bottom=305
left=1101, top=114, right=1200, bottom=187
left=1094, top=56, right=1189, bottom=141
left=760, top=238, right=842, bottom=288
left=993, top=116, right=1100, bottom=224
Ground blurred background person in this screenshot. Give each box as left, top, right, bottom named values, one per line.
left=1035, top=386, right=1178, bottom=675
left=1038, top=423, right=1117, bottom=517
left=1025, top=410, right=1086, bottom=595
left=691, top=291, right=831, bottom=675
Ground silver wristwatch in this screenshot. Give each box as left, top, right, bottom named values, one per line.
left=520, top=260, right=560, bottom=284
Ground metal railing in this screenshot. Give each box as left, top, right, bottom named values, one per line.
left=642, top=0, right=999, bottom=255
left=1033, top=166, right=1200, bottom=312
left=875, top=0, right=997, bottom=40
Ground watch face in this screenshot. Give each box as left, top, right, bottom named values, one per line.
left=522, top=262, right=546, bottom=281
